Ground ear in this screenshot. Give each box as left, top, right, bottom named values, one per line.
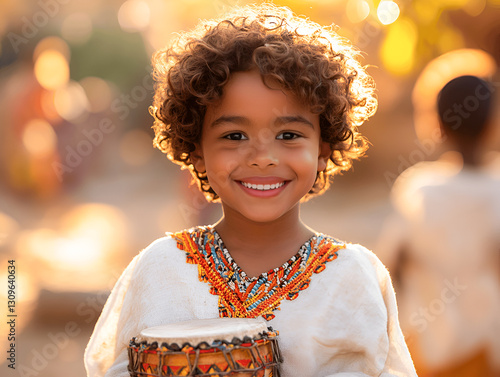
left=317, top=141, right=331, bottom=172
left=191, top=144, right=206, bottom=173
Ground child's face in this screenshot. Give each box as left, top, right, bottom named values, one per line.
left=193, top=70, right=330, bottom=223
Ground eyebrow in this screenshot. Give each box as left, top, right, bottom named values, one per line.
left=210, top=115, right=314, bottom=128
left=210, top=116, right=250, bottom=128
left=275, top=115, right=315, bottom=128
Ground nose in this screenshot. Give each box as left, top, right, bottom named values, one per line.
left=246, top=137, right=279, bottom=168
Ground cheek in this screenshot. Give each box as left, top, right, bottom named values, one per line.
left=292, top=147, right=320, bottom=167
left=288, top=149, right=320, bottom=184
left=205, top=153, right=239, bottom=188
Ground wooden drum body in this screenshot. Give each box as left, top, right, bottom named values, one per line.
left=128, top=318, right=282, bottom=376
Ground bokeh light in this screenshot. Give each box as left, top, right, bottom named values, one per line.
left=22, top=119, right=57, bottom=158
left=380, top=18, right=417, bottom=76
left=346, top=0, right=371, bottom=23
left=18, top=203, right=128, bottom=292
left=412, top=0, right=439, bottom=25
left=118, top=0, right=151, bottom=32
left=56, top=204, right=128, bottom=276
left=53, top=81, right=90, bottom=122
left=21, top=227, right=59, bottom=263
left=437, top=25, right=464, bottom=54
left=144, top=1, right=183, bottom=50
left=60, top=13, right=93, bottom=45
left=79, top=76, right=114, bottom=113
left=40, top=90, right=60, bottom=122
left=463, top=0, right=486, bottom=16
left=377, top=0, right=400, bottom=25
left=33, top=36, right=71, bottom=62
left=34, top=50, right=70, bottom=90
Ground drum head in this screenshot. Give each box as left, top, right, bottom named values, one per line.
left=137, top=318, right=270, bottom=346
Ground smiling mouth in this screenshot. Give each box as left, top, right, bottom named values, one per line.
left=240, top=181, right=286, bottom=191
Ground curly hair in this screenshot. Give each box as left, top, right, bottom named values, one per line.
left=151, top=3, right=377, bottom=202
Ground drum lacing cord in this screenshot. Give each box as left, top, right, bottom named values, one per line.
left=128, top=336, right=282, bottom=376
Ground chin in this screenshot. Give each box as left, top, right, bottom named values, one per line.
left=238, top=207, right=296, bottom=224
left=245, top=215, right=284, bottom=224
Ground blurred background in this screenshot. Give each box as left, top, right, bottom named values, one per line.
left=0, top=0, right=499, bottom=376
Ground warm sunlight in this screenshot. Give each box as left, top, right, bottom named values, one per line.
left=60, top=13, right=93, bottom=44
left=34, top=50, right=70, bottom=91
left=380, top=18, right=417, bottom=76
left=377, top=0, right=400, bottom=25
left=22, top=119, right=57, bottom=158
left=18, top=204, right=129, bottom=292
left=118, top=0, right=151, bottom=32
left=346, top=0, right=371, bottom=23
left=53, top=81, right=90, bottom=122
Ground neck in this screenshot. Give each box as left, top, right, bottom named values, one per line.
left=458, top=144, right=481, bottom=167
left=215, top=204, right=312, bottom=246
left=446, top=135, right=482, bottom=167
left=213, top=204, right=314, bottom=276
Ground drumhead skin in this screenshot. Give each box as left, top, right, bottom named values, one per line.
left=136, top=318, right=270, bottom=346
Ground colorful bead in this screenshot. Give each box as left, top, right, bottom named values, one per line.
left=174, top=226, right=345, bottom=321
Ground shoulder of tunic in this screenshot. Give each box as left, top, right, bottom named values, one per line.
left=328, top=242, right=392, bottom=288
left=128, top=234, right=186, bottom=276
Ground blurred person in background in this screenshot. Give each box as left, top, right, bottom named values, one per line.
left=378, top=74, right=500, bottom=377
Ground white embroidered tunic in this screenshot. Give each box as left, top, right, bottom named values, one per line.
left=84, top=226, right=417, bottom=377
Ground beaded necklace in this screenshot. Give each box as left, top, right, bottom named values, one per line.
left=174, top=225, right=345, bottom=321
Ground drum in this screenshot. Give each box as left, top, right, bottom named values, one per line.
left=127, top=318, right=282, bottom=377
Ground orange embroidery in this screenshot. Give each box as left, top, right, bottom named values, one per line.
left=175, top=227, right=344, bottom=320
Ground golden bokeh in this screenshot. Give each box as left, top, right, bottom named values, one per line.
left=79, top=77, right=114, bottom=114
left=22, top=119, right=57, bottom=158
left=53, top=81, right=90, bottom=122
left=464, top=0, right=487, bottom=16
left=118, top=0, right=151, bottom=32
left=34, top=50, right=70, bottom=91
left=377, top=0, right=400, bottom=25
left=380, top=17, right=418, bottom=76
left=60, top=13, right=93, bottom=45
left=33, top=36, right=71, bottom=62
left=346, top=0, right=370, bottom=23
left=17, top=203, right=129, bottom=292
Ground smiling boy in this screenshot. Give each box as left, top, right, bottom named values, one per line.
left=85, top=4, right=417, bottom=376
left=191, top=69, right=331, bottom=277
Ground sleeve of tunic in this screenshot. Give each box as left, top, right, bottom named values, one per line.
left=83, top=237, right=187, bottom=377
left=84, top=251, right=142, bottom=377
left=84, top=235, right=219, bottom=377
left=373, top=250, right=417, bottom=377
left=323, top=246, right=417, bottom=377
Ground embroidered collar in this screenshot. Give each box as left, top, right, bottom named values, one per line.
left=174, top=225, right=345, bottom=321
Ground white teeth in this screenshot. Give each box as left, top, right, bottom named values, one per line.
left=241, top=181, right=285, bottom=190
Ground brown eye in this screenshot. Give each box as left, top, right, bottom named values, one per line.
left=223, top=132, right=247, bottom=140
left=277, top=132, right=300, bottom=140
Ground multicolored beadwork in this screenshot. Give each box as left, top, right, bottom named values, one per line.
left=174, top=226, right=345, bottom=321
